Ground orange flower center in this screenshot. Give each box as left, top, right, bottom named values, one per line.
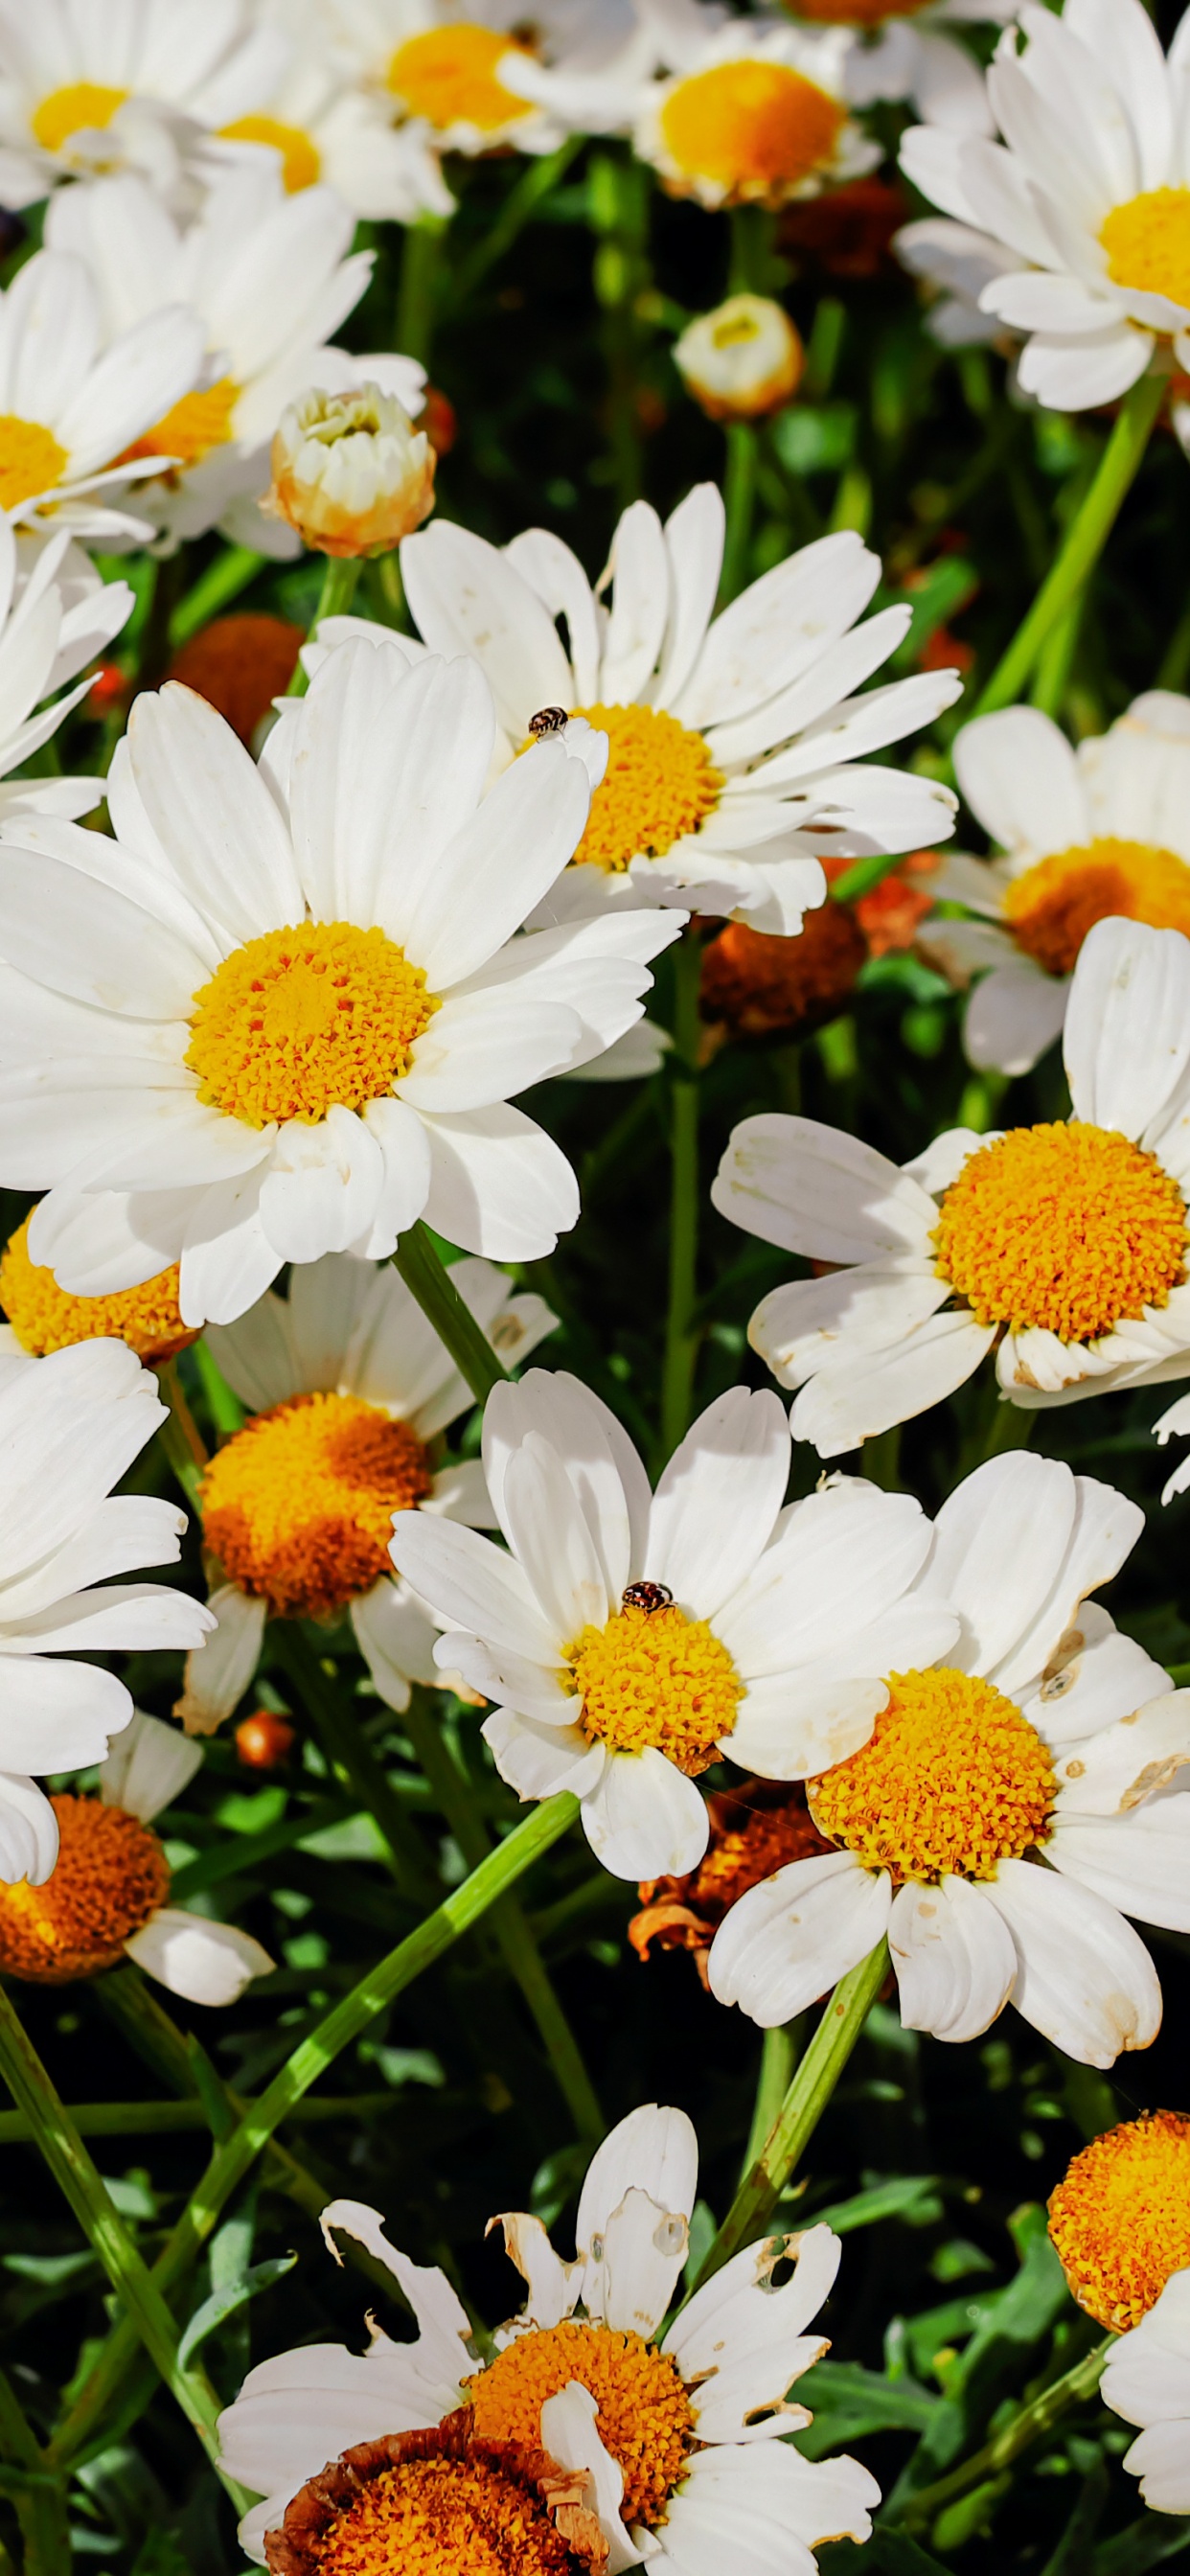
left=218, top=115, right=321, bottom=190
left=0, top=420, right=68, bottom=511
left=202, top=1392, right=433, bottom=1621
left=0, top=1215, right=194, bottom=1362
left=468, top=2321, right=693, bottom=2527
left=0, top=1797, right=170, bottom=1983
left=1047, top=2111, right=1190, bottom=2330
left=934, top=1121, right=1187, bottom=1345
left=387, top=24, right=535, bottom=132
left=809, top=1667, right=1055, bottom=1883
left=267, top=2422, right=586, bottom=2574
left=659, top=59, right=845, bottom=201
left=116, top=380, right=240, bottom=472
left=1001, top=837, right=1190, bottom=977
left=568, top=702, right=722, bottom=871
left=185, top=919, right=438, bottom=1128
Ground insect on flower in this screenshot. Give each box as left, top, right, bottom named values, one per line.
left=621, top=1580, right=675, bottom=1613
left=528, top=704, right=570, bottom=735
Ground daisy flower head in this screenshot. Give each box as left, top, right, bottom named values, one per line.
left=1049, top=2112, right=1190, bottom=2514
left=401, top=486, right=962, bottom=935
left=923, top=694, right=1190, bottom=1078
left=0, top=247, right=205, bottom=546
left=787, top=0, right=1020, bottom=141
left=709, top=1446, right=1190, bottom=2068
left=632, top=0, right=879, bottom=213
left=217, top=2102, right=881, bottom=2569
left=0, top=518, right=133, bottom=826
left=0, top=1338, right=215, bottom=1886
left=315, top=0, right=649, bottom=162
left=715, top=918, right=1190, bottom=1455
left=392, top=1368, right=960, bottom=1880
left=173, top=1249, right=557, bottom=1736
left=0, top=1214, right=195, bottom=1367
left=0, top=1709, right=272, bottom=2005
left=0, top=0, right=286, bottom=207
left=900, top=0, right=1190, bottom=412
left=200, top=0, right=455, bottom=221
left=0, top=638, right=675, bottom=1329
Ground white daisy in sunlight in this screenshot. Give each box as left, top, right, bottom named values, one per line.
left=923, top=693, right=1190, bottom=1077
left=317, top=0, right=650, bottom=164
left=710, top=1447, right=1190, bottom=2069
left=0, top=248, right=205, bottom=545
left=0, top=1340, right=214, bottom=1886
left=1049, top=2112, right=1190, bottom=2510
left=0, top=1710, right=272, bottom=2006
left=0, top=639, right=675, bottom=1326
left=402, top=486, right=961, bottom=935
left=630, top=1, right=876, bottom=211
left=714, top=919, right=1190, bottom=1456
left=173, top=1250, right=556, bottom=1735
left=900, top=0, right=1190, bottom=410
left=0, top=0, right=286, bottom=205
left=0, top=520, right=133, bottom=825
left=392, top=1369, right=958, bottom=1880
left=217, top=2101, right=880, bottom=2569
left=787, top=0, right=1019, bottom=138
left=202, top=0, right=455, bottom=220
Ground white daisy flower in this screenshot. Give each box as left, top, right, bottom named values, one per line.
left=401, top=487, right=962, bottom=936
left=0, top=247, right=205, bottom=547
left=314, top=0, right=649, bottom=163
left=630, top=0, right=879, bottom=212
left=200, top=0, right=455, bottom=221
left=895, top=212, right=1018, bottom=349
left=1103, top=2274, right=1190, bottom=2515
left=0, top=638, right=676, bottom=1327
left=173, top=1249, right=557, bottom=1736
left=1048, top=2110, right=1190, bottom=2511
left=0, top=0, right=286, bottom=207
left=44, top=164, right=415, bottom=557
left=0, top=1337, right=215, bottom=1886
left=0, top=519, right=133, bottom=827
left=922, top=693, right=1190, bottom=1078
left=802, top=0, right=1021, bottom=140
left=714, top=918, right=1190, bottom=1456
left=392, top=1368, right=960, bottom=1881
left=900, top=0, right=1190, bottom=412
left=217, top=2101, right=881, bottom=2570
left=709, top=1447, right=1190, bottom=2070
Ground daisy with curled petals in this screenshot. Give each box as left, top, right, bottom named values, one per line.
left=1048, top=2111, right=1190, bottom=2512
left=217, top=2100, right=881, bottom=2570
left=0, top=637, right=675, bottom=1325
left=316, top=0, right=650, bottom=169
left=401, top=487, right=961, bottom=935
left=787, top=0, right=1019, bottom=140
left=173, top=1249, right=556, bottom=1736
left=0, top=518, right=133, bottom=826
left=0, top=249, right=205, bottom=547
left=0, top=1338, right=214, bottom=1887
left=630, top=0, right=879, bottom=214
left=709, top=1446, right=1190, bottom=2069
left=922, top=693, right=1190, bottom=1078
left=900, top=0, right=1190, bottom=412
left=714, top=919, right=1190, bottom=1456
left=392, top=1368, right=960, bottom=1880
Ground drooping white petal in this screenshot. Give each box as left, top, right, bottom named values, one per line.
left=125, top=1909, right=274, bottom=2007
left=889, top=1876, right=1017, bottom=2043
left=982, top=1858, right=1162, bottom=2066
left=100, top=1708, right=203, bottom=1824
left=708, top=1853, right=892, bottom=2028
left=580, top=1746, right=709, bottom=1881
left=172, top=1586, right=265, bottom=1739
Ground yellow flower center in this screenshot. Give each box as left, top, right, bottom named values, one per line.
left=1047, top=2112, right=1190, bottom=2331
left=809, top=1668, right=1056, bottom=1883
left=217, top=114, right=322, bottom=190
left=568, top=702, right=722, bottom=872
left=933, top=1120, right=1186, bottom=1346
left=116, top=380, right=240, bottom=472
left=564, top=1598, right=743, bottom=1775
left=468, top=2321, right=693, bottom=2529
left=202, top=1392, right=433, bottom=1622
left=31, top=81, right=128, bottom=153
left=185, top=919, right=437, bottom=1129
left=0, top=1215, right=195, bottom=1363
left=386, top=25, right=535, bottom=133
left=1001, top=837, right=1190, bottom=978
left=0, top=419, right=68, bottom=512
left=0, top=1796, right=171, bottom=1983
left=280, top=2424, right=583, bottom=2575
left=1101, top=186, right=1190, bottom=312
left=659, top=59, right=845, bottom=200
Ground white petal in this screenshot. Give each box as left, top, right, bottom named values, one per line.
left=584, top=2186, right=691, bottom=2339
left=259, top=1108, right=384, bottom=1264
left=172, top=1586, right=265, bottom=1738
left=392, top=1512, right=559, bottom=1661
left=664, top=2224, right=840, bottom=2443
left=482, top=1704, right=607, bottom=1802
left=100, top=1708, right=202, bottom=1823
left=580, top=1747, right=709, bottom=1881
left=656, top=2439, right=880, bottom=2568
left=726, top=1674, right=888, bottom=1781
left=126, top=683, right=302, bottom=947
left=889, top=1876, right=1017, bottom=2043
left=648, top=1389, right=790, bottom=1621
left=483, top=1370, right=650, bottom=1602
left=713, top=1115, right=934, bottom=1262
left=982, top=1859, right=1162, bottom=2066
left=1046, top=1795, right=1190, bottom=1934
left=708, top=1853, right=891, bottom=2028
left=125, top=1908, right=274, bottom=2007
left=1064, top=916, right=1190, bottom=1140
left=538, top=2384, right=639, bottom=2574
left=787, top=1311, right=995, bottom=1458
left=351, top=1577, right=441, bottom=1713
left=420, top=1101, right=580, bottom=1261
left=0, top=1776, right=59, bottom=1886
left=491, top=2211, right=581, bottom=2331
left=577, top=2104, right=698, bottom=2251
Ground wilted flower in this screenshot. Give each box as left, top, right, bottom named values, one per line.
left=629, top=1780, right=831, bottom=1981
left=674, top=293, right=804, bottom=421
left=265, top=380, right=436, bottom=556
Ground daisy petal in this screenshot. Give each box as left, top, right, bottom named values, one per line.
left=982, top=1858, right=1161, bottom=2066
left=889, top=1875, right=1017, bottom=2042
left=708, top=1852, right=892, bottom=2027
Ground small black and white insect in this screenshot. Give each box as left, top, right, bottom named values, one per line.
left=621, top=1581, right=675, bottom=1614
left=528, top=705, right=569, bottom=736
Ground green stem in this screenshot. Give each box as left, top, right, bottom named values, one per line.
left=741, top=2024, right=798, bottom=2180
left=971, top=369, right=1165, bottom=718
left=392, top=1221, right=511, bottom=1405
left=898, top=2334, right=1113, bottom=2529
left=270, top=1626, right=439, bottom=1907
left=452, top=142, right=582, bottom=304
left=689, top=1939, right=889, bottom=2288
left=48, top=1794, right=579, bottom=2471
left=400, top=1690, right=604, bottom=2141
left=0, top=2372, right=70, bottom=2576
left=286, top=556, right=362, bottom=698
left=398, top=215, right=449, bottom=368
left=718, top=419, right=759, bottom=610
left=660, top=932, right=703, bottom=1460
left=168, top=545, right=266, bottom=651
left=1029, top=592, right=1081, bottom=719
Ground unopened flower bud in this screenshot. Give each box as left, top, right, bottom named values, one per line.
left=264, top=381, right=436, bottom=558
left=674, top=293, right=804, bottom=422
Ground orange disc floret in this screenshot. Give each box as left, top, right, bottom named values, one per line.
left=568, top=702, right=722, bottom=872
left=0, top=419, right=67, bottom=513
left=1047, top=2111, right=1190, bottom=2330
left=0, top=1215, right=195, bottom=1362
left=115, top=379, right=239, bottom=472
left=1001, top=838, right=1190, bottom=978
left=659, top=59, right=845, bottom=204
left=202, top=1392, right=433, bottom=1622
left=809, top=1667, right=1056, bottom=1884
left=185, top=919, right=438, bottom=1128
left=700, top=909, right=866, bottom=1039
left=217, top=115, right=321, bottom=191
left=0, top=1796, right=171, bottom=1983
left=264, top=2415, right=595, bottom=2575
left=168, top=615, right=304, bottom=746
left=468, top=2322, right=693, bottom=2528
left=630, top=1781, right=831, bottom=1976
left=566, top=1600, right=743, bottom=1775
left=934, top=1121, right=1187, bottom=1346
left=387, top=24, right=535, bottom=131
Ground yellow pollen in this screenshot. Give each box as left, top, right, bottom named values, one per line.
left=565, top=1599, right=743, bottom=1774
left=1101, top=187, right=1190, bottom=313
left=185, top=919, right=437, bottom=1129
left=934, top=1120, right=1187, bottom=1346
left=202, top=1392, right=433, bottom=1622
left=1047, top=2112, right=1190, bottom=2331
left=809, top=1668, right=1056, bottom=1883
left=269, top=2422, right=584, bottom=2575
left=1001, top=837, right=1190, bottom=977
left=659, top=59, right=845, bottom=202
left=0, top=1216, right=195, bottom=1363
left=0, top=1796, right=171, bottom=1983
left=31, top=81, right=128, bottom=153
left=0, top=419, right=68, bottom=512
left=217, top=115, right=321, bottom=190
left=116, top=380, right=240, bottom=472
left=468, top=2321, right=693, bottom=2528
left=568, top=702, right=722, bottom=872
left=387, top=25, right=535, bottom=132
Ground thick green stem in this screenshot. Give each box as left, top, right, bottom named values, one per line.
left=718, top=420, right=758, bottom=610
left=660, top=933, right=703, bottom=1460
left=398, top=215, right=449, bottom=368
left=741, top=2024, right=798, bottom=2180
left=898, top=2334, right=1113, bottom=2529
left=453, top=142, right=582, bottom=303
left=392, top=1221, right=511, bottom=1404
left=972, top=369, right=1165, bottom=718
left=168, top=545, right=266, bottom=651
left=690, top=1940, right=889, bottom=2288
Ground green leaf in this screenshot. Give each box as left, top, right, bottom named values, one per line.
left=808, top=2176, right=942, bottom=2236
left=176, top=2254, right=297, bottom=2372
left=795, top=2362, right=937, bottom=2459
